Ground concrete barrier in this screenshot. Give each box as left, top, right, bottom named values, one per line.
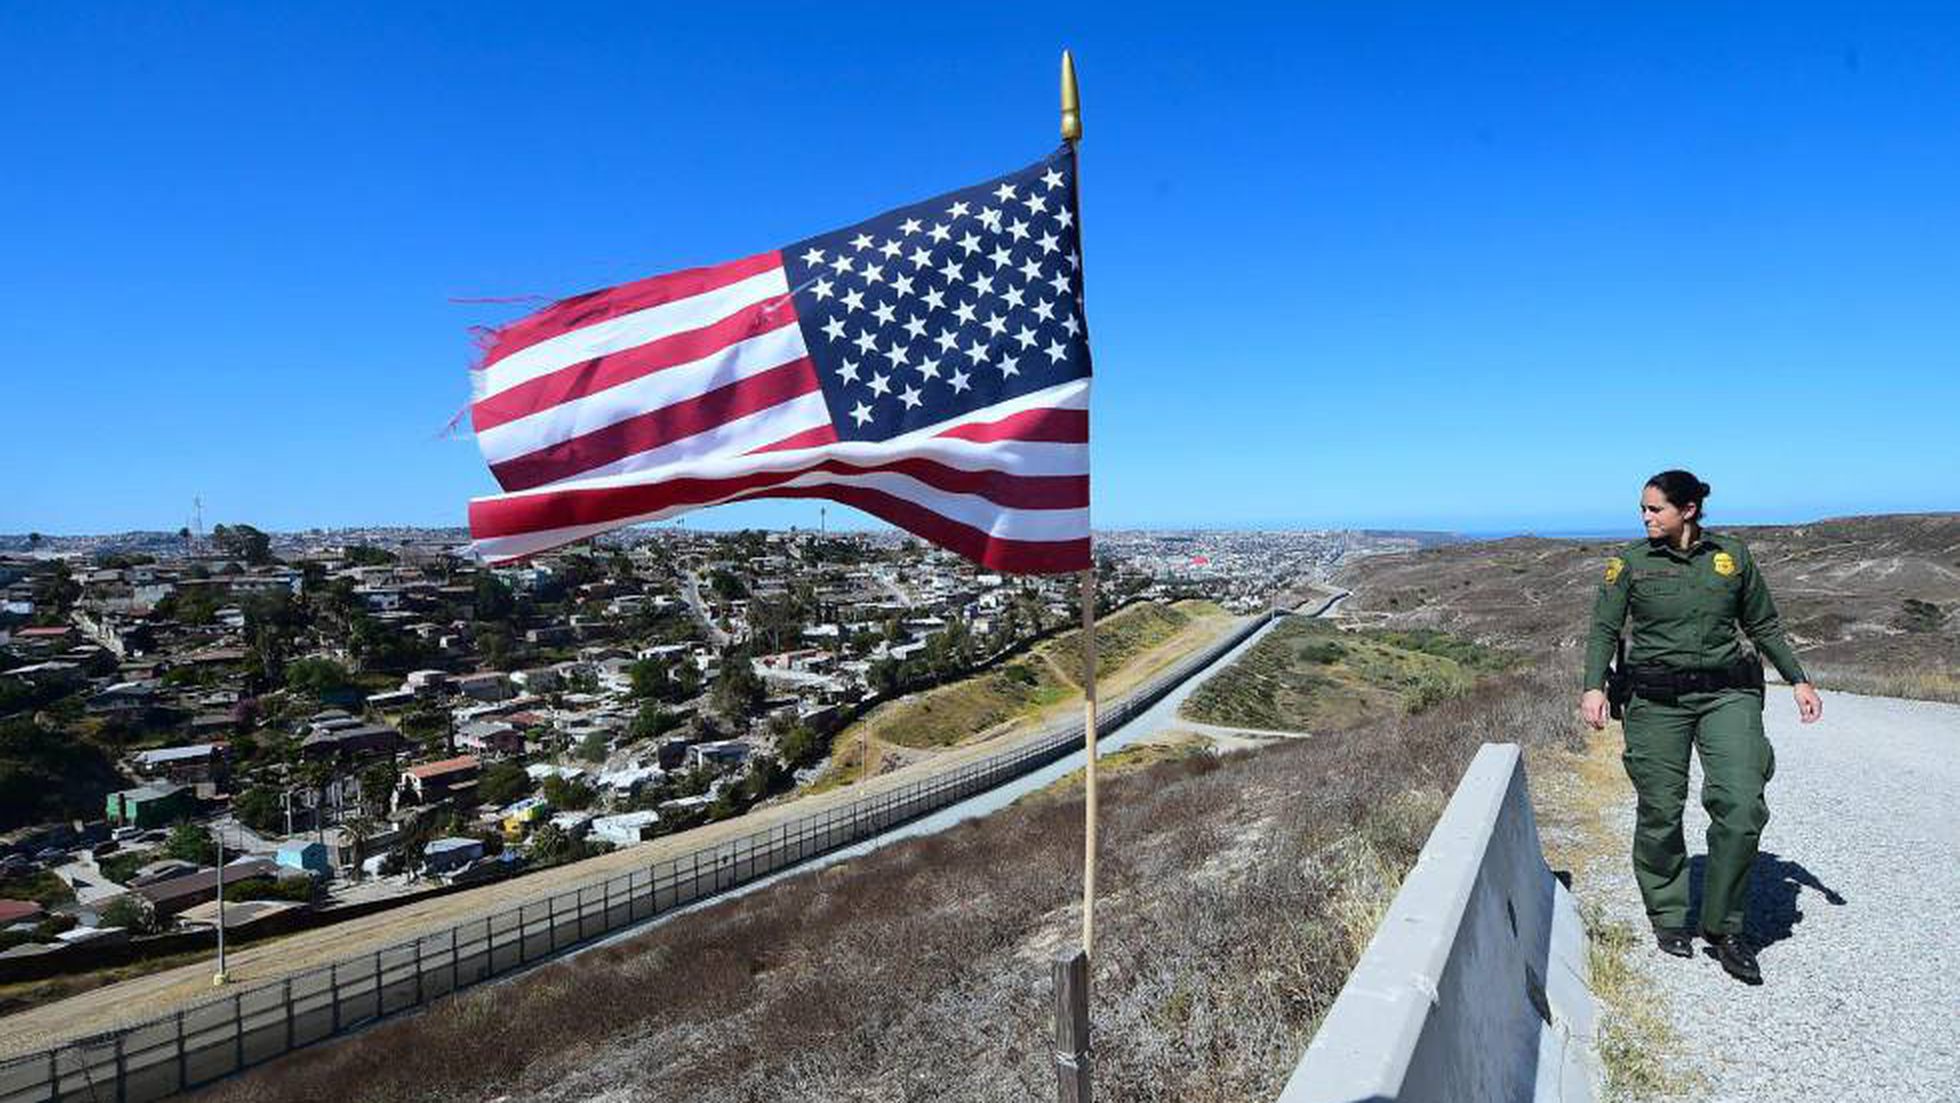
left=1278, top=743, right=1597, bottom=1103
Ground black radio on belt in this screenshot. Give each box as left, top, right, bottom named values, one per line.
left=1605, top=635, right=1633, bottom=720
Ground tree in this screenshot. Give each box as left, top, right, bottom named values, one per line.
left=285, top=657, right=353, bottom=701
left=359, top=761, right=398, bottom=818
left=527, top=823, right=574, bottom=865
left=541, top=774, right=595, bottom=810
left=233, top=786, right=284, bottom=834
left=477, top=761, right=532, bottom=807
left=26, top=532, right=42, bottom=549
left=342, top=545, right=397, bottom=567
left=775, top=723, right=827, bottom=769
left=99, top=895, right=159, bottom=935
left=629, top=702, right=684, bottom=742
left=710, top=648, right=766, bottom=722
left=474, top=572, right=516, bottom=622
left=164, top=823, right=218, bottom=866
left=211, top=523, right=274, bottom=565
left=577, top=730, right=610, bottom=763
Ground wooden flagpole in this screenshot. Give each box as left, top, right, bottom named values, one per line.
left=1059, top=49, right=1098, bottom=963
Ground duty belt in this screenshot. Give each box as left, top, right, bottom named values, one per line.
left=1629, top=658, right=1765, bottom=700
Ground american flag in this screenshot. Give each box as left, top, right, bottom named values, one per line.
left=467, top=147, right=1092, bottom=572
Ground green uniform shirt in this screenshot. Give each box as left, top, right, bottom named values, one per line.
left=1583, top=530, right=1808, bottom=691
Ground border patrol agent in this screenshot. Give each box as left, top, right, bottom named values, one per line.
left=1580, top=470, right=1823, bottom=984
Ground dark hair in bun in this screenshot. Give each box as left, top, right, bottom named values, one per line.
left=1646, top=469, right=1711, bottom=518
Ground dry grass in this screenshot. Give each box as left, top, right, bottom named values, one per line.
left=192, top=658, right=1583, bottom=1103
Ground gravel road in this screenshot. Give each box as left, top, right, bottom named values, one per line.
left=1596, top=688, right=1959, bottom=1101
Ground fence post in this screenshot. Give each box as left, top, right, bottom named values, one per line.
left=284, top=977, right=294, bottom=1050
left=330, top=963, right=341, bottom=1032
left=372, top=950, right=382, bottom=1017
left=414, top=937, right=425, bottom=1005
left=174, top=1008, right=187, bottom=1091
left=46, top=1050, right=57, bottom=1103
left=1054, top=948, right=1092, bottom=1103
left=115, top=1032, right=128, bottom=1103
left=483, top=914, right=493, bottom=978
left=519, top=904, right=531, bottom=964
left=233, top=992, right=244, bottom=1072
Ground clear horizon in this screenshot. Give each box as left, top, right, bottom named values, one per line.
left=5, top=6, right=1958, bottom=536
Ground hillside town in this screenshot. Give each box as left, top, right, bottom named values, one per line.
left=0, top=524, right=1400, bottom=974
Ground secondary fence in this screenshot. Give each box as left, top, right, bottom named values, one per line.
left=2, top=607, right=1285, bottom=1103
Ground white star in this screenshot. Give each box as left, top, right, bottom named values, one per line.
left=935, top=328, right=962, bottom=353
left=1044, top=339, right=1069, bottom=364
left=867, top=372, right=892, bottom=397
left=898, top=384, right=923, bottom=410
left=1022, top=192, right=1046, bottom=214
left=988, top=245, right=1014, bottom=269
left=871, top=300, right=897, bottom=326
left=861, top=263, right=885, bottom=285
left=850, top=232, right=875, bottom=251
left=908, top=245, right=934, bottom=268
left=957, top=231, right=983, bottom=256
left=983, top=314, right=1009, bottom=338
left=921, top=288, right=947, bottom=311
left=938, top=259, right=964, bottom=284
left=1013, top=324, right=1038, bottom=349
left=1019, top=257, right=1044, bottom=282
left=1068, top=251, right=1081, bottom=271
left=927, top=222, right=952, bottom=244
left=800, top=246, right=826, bottom=267
left=811, top=277, right=836, bottom=300
left=1031, top=298, right=1056, bottom=322
left=821, top=316, right=847, bottom=341
left=1001, top=286, right=1026, bottom=309
left=947, top=367, right=972, bottom=393
left=970, top=272, right=996, bottom=297
left=837, top=358, right=861, bottom=384
left=978, top=207, right=1003, bottom=231
left=853, top=330, right=879, bottom=355
left=946, top=201, right=970, bottom=219
left=829, top=254, right=854, bottom=275
left=916, top=355, right=942, bottom=380
left=992, top=182, right=1017, bottom=202
left=841, top=288, right=866, bottom=312
left=899, top=217, right=923, bottom=236
left=1041, top=167, right=1064, bottom=190
left=998, top=353, right=1020, bottom=378
left=1056, top=207, right=1074, bottom=229
left=888, top=273, right=913, bottom=298
left=879, top=238, right=903, bottom=259
left=850, top=401, right=875, bottom=426
left=902, top=314, right=928, bottom=340
left=952, top=300, right=979, bottom=325
left=1035, top=231, right=1061, bottom=255
left=965, top=339, right=992, bottom=365
left=1006, top=218, right=1031, bottom=242
left=885, top=342, right=911, bottom=368
left=1047, top=271, right=1073, bottom=295
left=1062, top=314, right=1082, bottom=337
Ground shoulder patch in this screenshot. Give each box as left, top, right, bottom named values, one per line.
left=1604, top=557, right=1626, bottom=584
left=1712, top=551, right=1737, bottom=577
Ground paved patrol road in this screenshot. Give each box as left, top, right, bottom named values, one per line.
left=1596, top=687, right=1959, bottom=1101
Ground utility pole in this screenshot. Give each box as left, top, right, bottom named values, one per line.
left=213, top=825, right=229, bottom=985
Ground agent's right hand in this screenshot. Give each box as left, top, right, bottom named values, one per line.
left=1580, top=689, right=1610, bottom=730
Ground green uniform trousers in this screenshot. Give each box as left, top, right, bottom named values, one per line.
left=1620, top=688, right=1775, bottom=935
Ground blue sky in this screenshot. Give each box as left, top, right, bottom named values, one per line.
left=4, top=3, right=1957, bottom=537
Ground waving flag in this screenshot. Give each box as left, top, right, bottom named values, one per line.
left=467, top=147, right=1092, bottom=573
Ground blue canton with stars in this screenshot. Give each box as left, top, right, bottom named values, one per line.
left=782, top=147, right=1091, bottom=441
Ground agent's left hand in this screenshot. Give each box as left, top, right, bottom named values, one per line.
left=1793, top=682, right=1823, bottom=723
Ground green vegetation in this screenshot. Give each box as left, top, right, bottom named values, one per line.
left=0, top=869, right=75, bottom=908
left=0, top=716, right=126, bottom=831
left=477, top=761, right=532, bottom=807
left=1182, top=617, right=1514, bottom=732
left=223, top=876, right=319, bottom=904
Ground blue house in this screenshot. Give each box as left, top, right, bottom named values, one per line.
left=275, top=840, right=330, bottom=876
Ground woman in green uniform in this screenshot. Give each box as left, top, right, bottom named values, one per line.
left=1580, top=470, right=1823, bottom=984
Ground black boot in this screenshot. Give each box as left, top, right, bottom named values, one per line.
left=1705, top=932, right=1762, bottom=985
left=1654, top=926, right=1695, bottom=958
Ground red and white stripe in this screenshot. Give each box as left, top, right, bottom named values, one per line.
left=468, top=256, right=1091, bottom=573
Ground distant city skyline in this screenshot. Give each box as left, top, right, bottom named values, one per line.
left=5, top=6, right=1957, bottom=536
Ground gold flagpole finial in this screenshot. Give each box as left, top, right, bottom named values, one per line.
left=1060, top=49, right=1082, bottom=142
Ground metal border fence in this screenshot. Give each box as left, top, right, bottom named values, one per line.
left=1, top=609, right=1280, bottom=1103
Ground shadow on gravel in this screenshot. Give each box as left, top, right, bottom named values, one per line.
left=1687, top=850, right=1848, bottom=950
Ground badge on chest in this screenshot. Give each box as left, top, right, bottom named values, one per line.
left=1712, top=551, right=1737, bottom=577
